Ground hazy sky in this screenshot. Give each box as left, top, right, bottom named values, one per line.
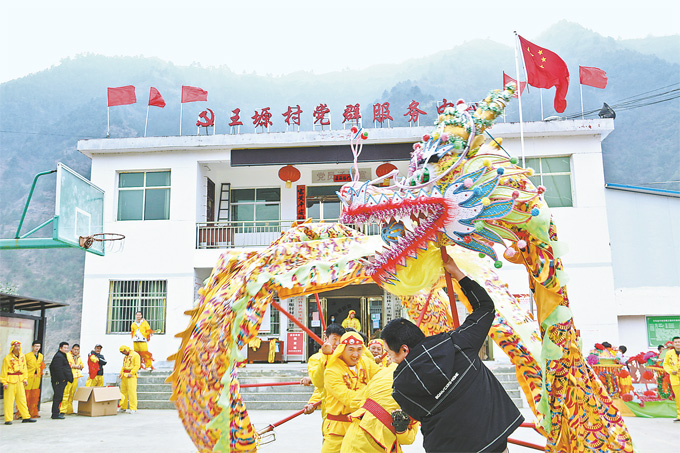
left=1, top=0, right=677, bottom=84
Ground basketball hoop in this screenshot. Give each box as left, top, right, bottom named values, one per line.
left=79, top=233, right=126, bottom=254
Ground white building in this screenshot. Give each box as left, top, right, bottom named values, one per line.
left=77, top=118, right=671, bottom=371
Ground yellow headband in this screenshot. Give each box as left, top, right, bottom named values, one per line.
left=120, top=345, right=131, bottom=353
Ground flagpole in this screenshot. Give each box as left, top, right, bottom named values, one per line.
left=107, top=107, right=110, bottom=138
left=580, top=82, right=584, bottom=119
left=144, top=105, right=150, bottom=137
left=180, top=103, right=183, bottom=136
left=513, top=31, right=526, bottom=168
left=539, top=89, right=544, bottom=120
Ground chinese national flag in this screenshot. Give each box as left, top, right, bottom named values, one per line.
left=518, top=36, right=570, bottom=113
left=107, top=85, right=136, bottom=107
left=503, top=72, right=527, bottom=98
left=148, top=87, right=166, bottom=108
left=579, top=66, right=608, bottom=89
left=181, top=85, right=208, bottom=103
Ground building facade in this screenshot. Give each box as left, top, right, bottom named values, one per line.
left=78, top=118, right=646, bottom=371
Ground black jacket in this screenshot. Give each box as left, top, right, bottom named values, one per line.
left=392, top=277, right=524, bottom=452
left=50, top=350, right=73, bottom=383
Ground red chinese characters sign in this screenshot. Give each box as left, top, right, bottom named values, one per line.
left=282, top=105, right=303, bottom=126
left=296, top=185, right=306, bottom=220
left=286, top=332, right=304, bottom=355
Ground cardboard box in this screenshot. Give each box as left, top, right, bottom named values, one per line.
left=74, top=387, right=121, bottom=417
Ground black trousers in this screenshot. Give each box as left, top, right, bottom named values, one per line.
left=51, top=380, right=67, bottom=417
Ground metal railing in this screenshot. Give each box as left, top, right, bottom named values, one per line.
left=196, top=220, right=381, bottom=249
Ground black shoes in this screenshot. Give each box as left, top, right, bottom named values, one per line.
left=22, top=418, right=37, bottom=423
left=51, top=414, right=65, bottom=420
left=4, top=421, right=11, bottom=425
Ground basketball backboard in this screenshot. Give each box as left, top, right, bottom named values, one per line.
left=0, top=163, right=107, bottom=255
left=55, top=163, right=105, bottom=254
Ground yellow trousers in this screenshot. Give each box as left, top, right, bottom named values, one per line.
left=62, top=380, right=79, bottom=414
left=120, top=376, right=137, bottom=411
left=4, top=382, right=29, bottom=422
left=134, top=342, right=154, bottom=369
left=86, top=375, right=104, bottom=387
left=673, top=383, right=680, bottom=419
left=320, top=434, right=344, bottom=453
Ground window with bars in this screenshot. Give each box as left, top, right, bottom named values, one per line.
left=270, top=306, right=280, bottom=335
left=107, top=280, right=167, bottom=334
left=525, top=157, right=573, bottom=208
left=117, top=171, right=171, bottom=221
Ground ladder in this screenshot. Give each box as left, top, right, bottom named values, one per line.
left=217, top=183, right=231, bottom=221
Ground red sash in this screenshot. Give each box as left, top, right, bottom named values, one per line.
left=362, top=398, right=396, bottom=435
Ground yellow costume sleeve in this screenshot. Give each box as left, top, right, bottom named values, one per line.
left=0, top=355, right=10, bottom=385
left=308, top=352, right=327, bottom=390
left=131, top=352, right=141, bottom=375
left=308, top=387, right=322, bottom=405
left=131, top=322, right=138, bottom=337
left=141, top=320, right=153, bottom=340
left=90, top=354, right=99, bottom=363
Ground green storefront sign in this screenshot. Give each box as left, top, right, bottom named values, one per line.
left=646, top=316, right=680, bottom=347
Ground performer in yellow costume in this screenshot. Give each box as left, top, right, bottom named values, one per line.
left=119, top=345, right=141, bottom=413
left=1, top=340, right=36, bottom=424
left=303, top=324, right=346, bottom=437
left=131, top=311, right=155, bottom=370
left=663, top=336, right=680, bottom=420
left=24, top=340, right=45, bottom=418
left=341, top=362, right=419, bottom=453
left=368, top=339, right=389, bottom=366
left=62, top=344, right=84, bottom=414
left=341, top=310, right=361, bottom=331
left=321, top=331, right=381, bottom=453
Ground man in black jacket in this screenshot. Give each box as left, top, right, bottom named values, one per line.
left=382, top=257, right=523, bottom=453
left=49, top=342, right=73, bottom=420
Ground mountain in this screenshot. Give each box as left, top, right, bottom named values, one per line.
left=1, top=21, right=678, bottom=352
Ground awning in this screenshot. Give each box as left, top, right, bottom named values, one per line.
left=0, top=292, right=68, bottom=312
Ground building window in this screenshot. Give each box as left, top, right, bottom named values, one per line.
left=270, top=306, right=280, bottom=335
left=525, top=157, right=573, bottom=208
left=107, top=280, right=167, bottom=334
left=307, top=185, right=342, bottom=221
left=230, top=188, right=280, bottom=229
left=117, top=171, right=171, bottom=220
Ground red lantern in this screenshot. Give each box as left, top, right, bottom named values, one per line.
left=376, top=163, right=398, bottom=178
left=278, top=165, right=301, bottom=189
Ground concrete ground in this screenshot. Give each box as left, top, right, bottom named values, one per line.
left=0, top=405, right=676, bottom=452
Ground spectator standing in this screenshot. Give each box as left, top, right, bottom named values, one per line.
left=662, top=336, right=680, bottom=422
left=1, top=340, right=36, bottom=425
left=62, top=344, right=84, bottom=414
left=49, top=342, right=73, bottom=420
left=86, top=344, right=106, bottom=387
left=24, top=340, right=45, bottom=418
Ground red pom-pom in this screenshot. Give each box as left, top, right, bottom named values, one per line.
left=350, top=126, right=358, bottom=134
left=618, top=369, right=630, bottom=378
left=622, top=393, right=633, bottom=402
left=423, top=134, right=430, bottom=142
left=643, top=389, right=656, bottom=397
left=595, top=343, right=605, bottom=351
left=642, top=370, right=654, bottom=380
left=463, top=236, right=472, bottom=243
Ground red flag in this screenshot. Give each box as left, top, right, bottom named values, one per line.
left=107, top=85, right=136, bottom=107
left=503, top=72, right=527, bottom=98
left=148, top=87, right=166, bottom=108
left=181, top=85, right=208, bottom=103
left=518, top=35, right=570, bottom=113
left=579, top=66, right=608, bottom=89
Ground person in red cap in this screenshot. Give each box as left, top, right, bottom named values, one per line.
left=1, top=340, right=37, bottom=424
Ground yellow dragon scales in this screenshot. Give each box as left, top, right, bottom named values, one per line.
left=169, top=83, right=634, bottom=452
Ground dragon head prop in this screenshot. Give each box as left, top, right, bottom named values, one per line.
left=338, top=83, right=548, bottom=295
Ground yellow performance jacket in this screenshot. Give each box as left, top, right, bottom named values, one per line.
left=67, top=352, right=85, bottom=380
left=663, top=349, right=680, bottom=386
left=131, top=320, right=153, bottom=341
left=344, top=363, right=419, bottom=453
left=323, top=354, right=381, bottom=437
left=121, top=351, right=141, bottom=377
left=341, top=317, right=361, bottom=332
left=307, top=351, right=327, bottom=415
left=25, top=352, right=44, bottom=378
left=1, top=352, right=28, bottom=385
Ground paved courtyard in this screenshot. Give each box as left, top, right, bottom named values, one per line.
left=0, top=405, right=676, bottom=452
